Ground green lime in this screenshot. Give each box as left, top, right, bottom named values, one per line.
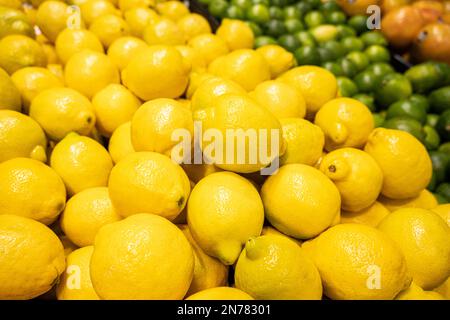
left=269, top=6, right=284, bottom=19
left=353, top=93, right=375, bottom=112
left=254, top=36, right=277, bottom=48
left=428, top=173, right=437, bottom=192
left=354, top=70, right=380, bottom=93
left=409, top=94, right=430, bottom=112
left=433, top=193, right=447, bottom=204
left=335, top=25, right=356, bottom=39
left=246, top=21, right=263, bottom=37
left=283, top=6, right=302, bottom=20
left=433, top=61, right=450, bottom=87
left=427, top=114, right=440, bottom=128
left=339, top=58, right=358, bottom=78
left=429, top=86, right=450, bottom=114
left=208, top=0, right=229, bottom=18
left=246, top=4, right=270, bottom=24
left=424, top=125, right=441, bottom=150
left=436, top=110, right=450, bottom=142
left=366, top=62, right=394, bottom=78
left=436, top=182, right=450, bottom=202
left=295, top=31, right=317, bottom=47
left=310, top=25, right=338, bottom=43
left=320, top=40, right=345, bottom=60
left=383, top=117, right=425, bottom=142
left=294, top=45, right=321, bottom=66
left=304, top=0, right=321, bottom=9
left=360, top=31, right=388, bottom=47
left=294, top=2, right=313, bottom=16
left=278, top=34, right=300, bottom=52
left=265, top=20, right=287, bottom=37
left=226, top=5, right=246, bottom=19
left=325, top=11, right=346, bottom=25
left=322, top=61, right=344, bottom=76
left=346, top=51, right=369, bottom=72
left=337, top=76, right=358, bottom=97
left=304, top=11, right=325, bottom=29
left=375, top=73, right=412, bottom=108
left=386, top=100, right=427, bottom=124
left=348, top=15, right=368, bottom=35
left=319, top=0, right=340, bottom=11
left=284, top=19, right=304, bottom=33
left=439, top=142, right=450, bottom=155
left=365, top=45, right=390, bottom=63
left=404, top=63, right=442, bottom=94
left=373, top=113, right=385, bottom=128
left=231, top=0, right=253, bottom=9
left=341, top=37, right=364, bottom=54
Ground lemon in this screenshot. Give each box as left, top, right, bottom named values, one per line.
left=56, top=246, right=99, bottom=300
left=186, top=287, right=253, bottom=300
left=379, top=189, right=438, bottom=212
left=55, top=29, right=104, bottom=64
left=261, top=164, right=341, bottom=239
left=29, top=87, right=95, bottom=141
left=0, top=67, right=21, bottom=111
left=0, top=215, right=65, bottom=299
left=396, top=282, right=445, bottom=300
left=131, top=98, right=193, bottom=155
left=216, top=19, right=254, bottom=51
left=92, top=83, right=140, bottom=137
left=181, top=163, right=222, bottom=184
left=64, top=49, right=119, bottom=99
left=250, top=80, right=306, bottom=119
left=186, top=72, right=215, bottom=99
left=107, top=36, right=148, bottom=71
left=256, top=45, right=295, bottom=79
left=261, top=226, right=302, bottom=245
left=378, top=208, right=450, bottom=290
left=187, top=172, right=264, bottom=265
left=90, top=213, right=194, bottom=299
left=341, top=201, right=390, bottom=227
left=432, top=204, right=450, bottom=226
left=434, top=277, right=450, bottom=299
left=0, top=35, right=47, bottom=74
left=0, top=6, right=34, bottom=39
left=122, top=45, right=190, bottom=101
left=156, top=0, right=189, bottom=21
left=177, top=13, right=211, bottom=42
left=234, top=235, right=322, bottom=300
left=319, top=148, right=383, bottom=212
left=80, top=0, right=118, bottom=26
left=108, top=121, right=135, bottom=163
left=209, top=49, right=270, bottom=91
left=0, top=110, right=47, bottom=162
left=124, top=7, right=159, bottom=37
left=364, top=128, right=432, bottom=199
left=47, top=63, right=64, bottom=83
left=0, top=158, right=66, bottom=224
left=279, top=118, right=324, bottom=166
left=11, top=67, right=63, bottom=112
left=50, top=133, right=113, bottom=195
left=175, top=45, right=206, bottom=72
left=60, top=187, right=121, bottom=247
left=41, top=42, right=60, bottom=65
left=187, top=34, right=229, bottom=66
left=89, top=14, right=130, bottom=48
left=36, top=1, right=70, bottom=43
left=108, top=151, right=190, bottom=220
left=0, top=0, right=20, bottom=10
left=278, top=66, right=337, bottom=114
left=118, top=0, right=154, bottom=12
left=179, top=224, right=228, bottom=296
left=143, top=17, right=184, bottom=46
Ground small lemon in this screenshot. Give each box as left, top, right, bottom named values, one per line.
left=181, top=163, right=223, bottom=184
left=36, top=1, right=70, bottom=43
left=55, top=29, right=104, bottom=64
left=0, top=67, right=21, bottom=111
left=179, top=225, right=228, bottom=296
left=256, top=45, right=295, bottom=78
left=177, top=13, right=211, bottom=42
left=0, top=110, right=47, bottom=162
left=378, top=208, right=450, bottom=290
left=107, top=36, right=148, bottom=71
left=124, top=7, right=159, bottom=37
left=249, top=80, right=306, bottom=119
left=261, top=164, right=341, bottom=239
left=364, top=128, right=432, bottom=199
left=186, top=287, right=253, bottom=300
left=60, top=187, right=122, bottom=247
left=235, top=235, right=322, bottom=300
left=175, top=45, right=206, bottom=72
left=379, top=189, right=438, bottom=211
left=108, top=121, right=135, bottom=163
left=80, top=0, right=119, bottom=26
left=92, top=83, right=141, bottom=137
left=0, top=158, right=66, bottom=224
left=0, top=35, right=47, bottom=74
left=156, top=0, right=189, bottom=21
left=143, top=17, right=184, bottom=46
left=396, top=282, right=445, bottom=300
left=432, top=204, right=450, bottom=226
left=341, top=201, right=390, bottom=227
left=314, top=98, right=374, bottom=151
left=118, top=0, right=154, bottom=12
left=108, top=151, right=190, bottom=220
left=187, top=34, right=229, bottom=65
left=89, top=14, right=130, bottom=48
left=64, top=49, right=119, bottom=99
left=0, top=215, right=65, bottom=300
left=50, top=133, right=113, bottom=195
left=216, top=19, right=254, bottom=51
left=90, top=213, right=194, bottom=299
left=187, top=172, right=264, bottom=265
left=278, top=66, right=337, bottom=114
left=29, top=87, right=95, bottom=141
left=122, top=45, right=190, bottom=101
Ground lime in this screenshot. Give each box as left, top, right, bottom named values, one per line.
left=439, top=142, right=450, bottom=156
left=436, top=183, right=450, bottom=202
left=373, top=113, right=385, bottom=128
left=429, top=86, right=450, bottom=114
left=246, top=21, right=263, bottom=37
left=427, top=114, right=439, bottom=128
left=265, top=20, right=287, bottom=38
left=436, top=110, right=450, bottom=142
left=226, top=5, right=246, bottom=19
left=353, top=93, right=375, bottom=112
left=365, top=45, right=390, bottom=63
left=383, top=117, right=425, bottom=142
left=294, top=45, right=321, bottom=66
left=433, top=193, right=447, bottom=204
left=319, top=0, right=340, bottom=12
left=386, top=100, right=427, bottom=124
left=283, top=6, right=302, bottom=20
left=232, top=0, right=253, bottom=9
left=209, top=0, right=229, bottom=18
left=322, top=61, right=344, bottom=76
left=335, top=25, right=356, bottom=39
left=346, top=51, right=369, bottom=72
left=354, top=70, right=380, bottom=93
left=254, top=36, right=277, bottom=48
left=325, top=11, right=346, bottom=25
left=423, top=125, right=441, bottom=150
left=341, top=37, right=364, bottom=54
left=304, top=11, right=325, bottom=29
left=304, top=0, right=321, bottom=9
left=430, top=151, right=450, bottom=184
left=339, top=58, right=358, bottom=78
left=284, top=19, right=304, bottom=33
left=310, top=25, right=338, bottom=43
left=320, top=40, right=345, bottom=60
left=269, top=6, right=284, bottom=19
left=295, top=2, right=312, bottom=16
left=433, top=62, right=450, bottom=87
left=360, top=31, right=388, bottom=47
left=337, top=76, right=358, bottom=97
left=366, top=62, right=394, bottom=78
left=295, top=31, right=317, bottom=47
left=277, top=34, right=300, bottom=52
left=375, top=73, right=412, bottom=108
left=405, top=63, right=442, bottom=94
left=247, top=4, right=270, bottom=24
left=348, top=15, right=368, bottom=35
left=409, top=94, right=430, bottom=112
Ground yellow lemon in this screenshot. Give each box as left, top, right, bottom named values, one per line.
left=177, top=13, right=211, bottom=42
left=89, top=14, right=130, bottom=48
left=80, top=0, right=118, bottom=26
left=261, top=164, right=341, bottom=239
left=60, top=187, right=122, bottom=247
left=0, top=214, right=65, bottom=300
left=41, top=42, right=60, bottom=64
left=108, top=121, right=135, bottom=163
left=187, top=33, right=229, bottom=65
left=156, top=0, right=189, bottom=21
left=364, top=128, right=432, bottom=199
left=235, top=235, right=322, bottom=300
left=29, top=87, right=95, bottom=141
left=319, top=148, right=383, bottom=212
left=0, top=158, right=66, bottom=224
left=216, top=18, right=254, bottom=51
left=379, top=189, right=438, bottom=211
left=434, top=277, right=450, bottom=299
left=11, top=67, right=63, bottom=111
left=143, top=17, right=184, bottom=46
left=123, top=7, right=160, bottom=37
left=118, top=0, right=154, bottom=12
left=0, top=6, right=34, bottom=39
left=90, top=213, right=194, bottom=299
left=0, top=110, right=47, bottom=162
left=55, top=28, right=104, bottom=64
left=378, top=208, right=450, bottom=290
left=185, top=72, right=215, bottom=99
left=0, top=67, right=22, bottom=111
left=92, top=83, right=141, bottom=137
left=278, top=66, right=337, bottom=114
left=279, top=117, right=324, bottom=166
left=0, top=0, right=20, bottom=9
left=187, top=171, right=264, bottom=265
left=56, top=246, right=100, bottom=300
left=249, top=80, right=306, bottom=119
left=341, top=201, right=390, bottom=227
left=36, top=1, right=70, bottom=43
left=107, top=36, right=148, bottom=71
left=396, top=282, right=445, bottom=300
left=314, top=97, right=374, bottom=151
left=122, top=45, right=190, bottom=100
left=47, top=63, right=64, bottom=83
left=64, top=49, right=119, bottom=99
left=0, top=35, right=47, bottom=74
left=50, top=133, right=113, bottom=195
left=186, top=287, right=253, bottom=300
left=131, top=98, right=193, bottom=155
left=181, top=163, right=223, bottom=184
left=108, top=151, right=190, bottom=220
left=432, top=204, right=450, bottom=226
left=179, top=224, right=228, bottom=296
left=256, top=44, right=295, bottom=78
left=175, top=45, right=207, bottom=72
left=261, top=225, right=302, bottom=245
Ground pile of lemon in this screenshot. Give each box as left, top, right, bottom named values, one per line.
left=0, top=0, right=449, bottom=301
